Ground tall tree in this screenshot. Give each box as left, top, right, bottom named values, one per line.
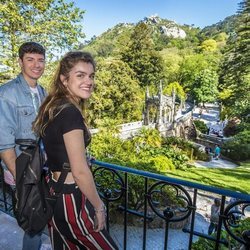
left=179, top=54, right=211, bottom=91
left=0, top=0, right=84, bottom=81
left=192, top=69, right=218, bottom=106
left=164, top=81, right=186, bottom=101
left=160, top=48, right=183, bottom=83
left=88, top=58, right=143, bottom=127
left=219, top=0, right=250, bottom=118
left=121, top=22, right=164, bottom=88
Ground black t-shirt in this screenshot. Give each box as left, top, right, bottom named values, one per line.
left=42, top=104, right=91, bottom=172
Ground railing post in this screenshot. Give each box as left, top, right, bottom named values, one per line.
left=142, top=177, right=148, bottom=250
left=188, top=188, right=197, bottom=250
left=164, top=221, right=170, bottom=250
left=123, top=173, right=128, bottom=250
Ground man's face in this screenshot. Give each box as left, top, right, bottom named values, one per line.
left=18, top=53, right=45, bottom=85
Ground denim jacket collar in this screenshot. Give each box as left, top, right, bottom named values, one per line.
left=17, top=73, right=45, bottom=99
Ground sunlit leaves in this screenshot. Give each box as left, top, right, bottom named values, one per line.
left=0, top=0, right=85, bottom=82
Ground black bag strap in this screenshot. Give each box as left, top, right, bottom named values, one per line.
left=15, top=139, right=37, bottom=146
left=52, top=163, right=71, bottom=195
left=15, top=139, right=37, bottom=151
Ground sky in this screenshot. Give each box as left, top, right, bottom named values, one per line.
left=72, top=0, right=241, bottom=41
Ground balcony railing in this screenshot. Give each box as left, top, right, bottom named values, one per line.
left=1, top=160, right=250, bottom=249
left=91, top=160, right=250, bottom=250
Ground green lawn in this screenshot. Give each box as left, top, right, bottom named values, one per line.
left=165, top=161, right=250, bottom=194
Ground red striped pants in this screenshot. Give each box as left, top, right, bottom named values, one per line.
left=48, top=182, right=118, bottom=250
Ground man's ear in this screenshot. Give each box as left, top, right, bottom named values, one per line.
left=60, top=74, right=67, bottom=86
left=18, top=58, right=23, bottom=68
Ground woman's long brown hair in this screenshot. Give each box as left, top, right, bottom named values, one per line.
left=33, top=51, right=96, bottom=136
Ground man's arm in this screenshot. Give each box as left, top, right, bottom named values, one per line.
left=0, top=148, right=17, bottom=179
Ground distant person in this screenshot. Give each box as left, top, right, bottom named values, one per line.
left=214, top=144, right=221, bottom=160
left=205, top=146, right=210, bottom=154
left=207, top=127, right=210, bottom=135
left=208, top=198, right=221, bottom=235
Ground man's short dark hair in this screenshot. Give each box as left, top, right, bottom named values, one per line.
left=18, top=42, right=45, bottom=60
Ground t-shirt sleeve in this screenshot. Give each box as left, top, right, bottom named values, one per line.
left=58, top=105, right=85, bottom=135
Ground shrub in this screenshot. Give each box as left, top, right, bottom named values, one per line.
left=193, top=120, right=208, bottom=134
left=223, top=118, right=241, bottom=137
left=163, top=136, right=208, bottom=161
left=149, top=155, right=175, bottom=172
left=236, top=121, right=250, bottom=134
left=222, top=130, right=250, bottom=161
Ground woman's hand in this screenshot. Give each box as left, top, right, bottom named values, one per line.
left=94, top=207, right=106, bottom=232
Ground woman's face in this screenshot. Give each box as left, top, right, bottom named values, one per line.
left=62, top=61, right=95, bottom=101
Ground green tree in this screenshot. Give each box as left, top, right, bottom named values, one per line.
left=132, top=127, right=162, bottom=148
left=121, top=22, right=164, bottom=87
left=179, top=53, right=210, bottom=91
left=160, top=48, right=183, bottom=83
left=219, top=0, right=250, bottom=118
left=164, top=81, right=186, bottom=101
left=179, top=52, right=220, bottom=93
left=0, top=0, right=84, bottom=81
left=199, top=39, right=218, bottom=52
left=88, top=58, right=143, bottom=127
left=192, top=69, right=218, bottom=106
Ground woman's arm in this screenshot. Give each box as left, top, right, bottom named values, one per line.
left=63, top=129, right=105, bottom=231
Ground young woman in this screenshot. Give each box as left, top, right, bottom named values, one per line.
left=33, top=51, right=118, bottom=249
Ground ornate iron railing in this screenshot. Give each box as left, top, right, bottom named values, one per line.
left=92, top=160, right=250, bottom=250
left=1, top=160, right=250, bottom=249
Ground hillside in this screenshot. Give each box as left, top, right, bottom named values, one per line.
left=199, top=14, right=239, bottom=37
left=83, top=14, right=239, bottom=56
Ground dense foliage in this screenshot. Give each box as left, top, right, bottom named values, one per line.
left=219, top=0, right=250, bottom=119
left=88, top=58, right=143, bottom=126
left=121, top=23, right=164, bottom=88
left=0, top=0, right=84, bottom=82
left=89, top=128, right=207, bottom=209
left=222, top=130, right=250, bottom=161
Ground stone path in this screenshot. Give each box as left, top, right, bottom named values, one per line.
left=193, top=158, right=238, bottom=169
left=0, top=209, right=209, bottom=250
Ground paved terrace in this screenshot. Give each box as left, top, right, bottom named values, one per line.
left=0, top=205, right=209, bottom=250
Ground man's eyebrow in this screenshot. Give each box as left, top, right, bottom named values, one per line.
left=25, top=56, right=44, bottom=60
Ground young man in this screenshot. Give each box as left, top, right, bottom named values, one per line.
left=214, top=144, right=221, bottom=160
left=0, top=42, right=47, bottom=250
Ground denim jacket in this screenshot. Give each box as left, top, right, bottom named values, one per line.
left=0, top=73, right=47, bottom=156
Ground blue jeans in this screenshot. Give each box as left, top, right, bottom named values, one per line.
left=208, top=222, right=218, bottom=235
left=22, top=231, right=42, bottom=250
